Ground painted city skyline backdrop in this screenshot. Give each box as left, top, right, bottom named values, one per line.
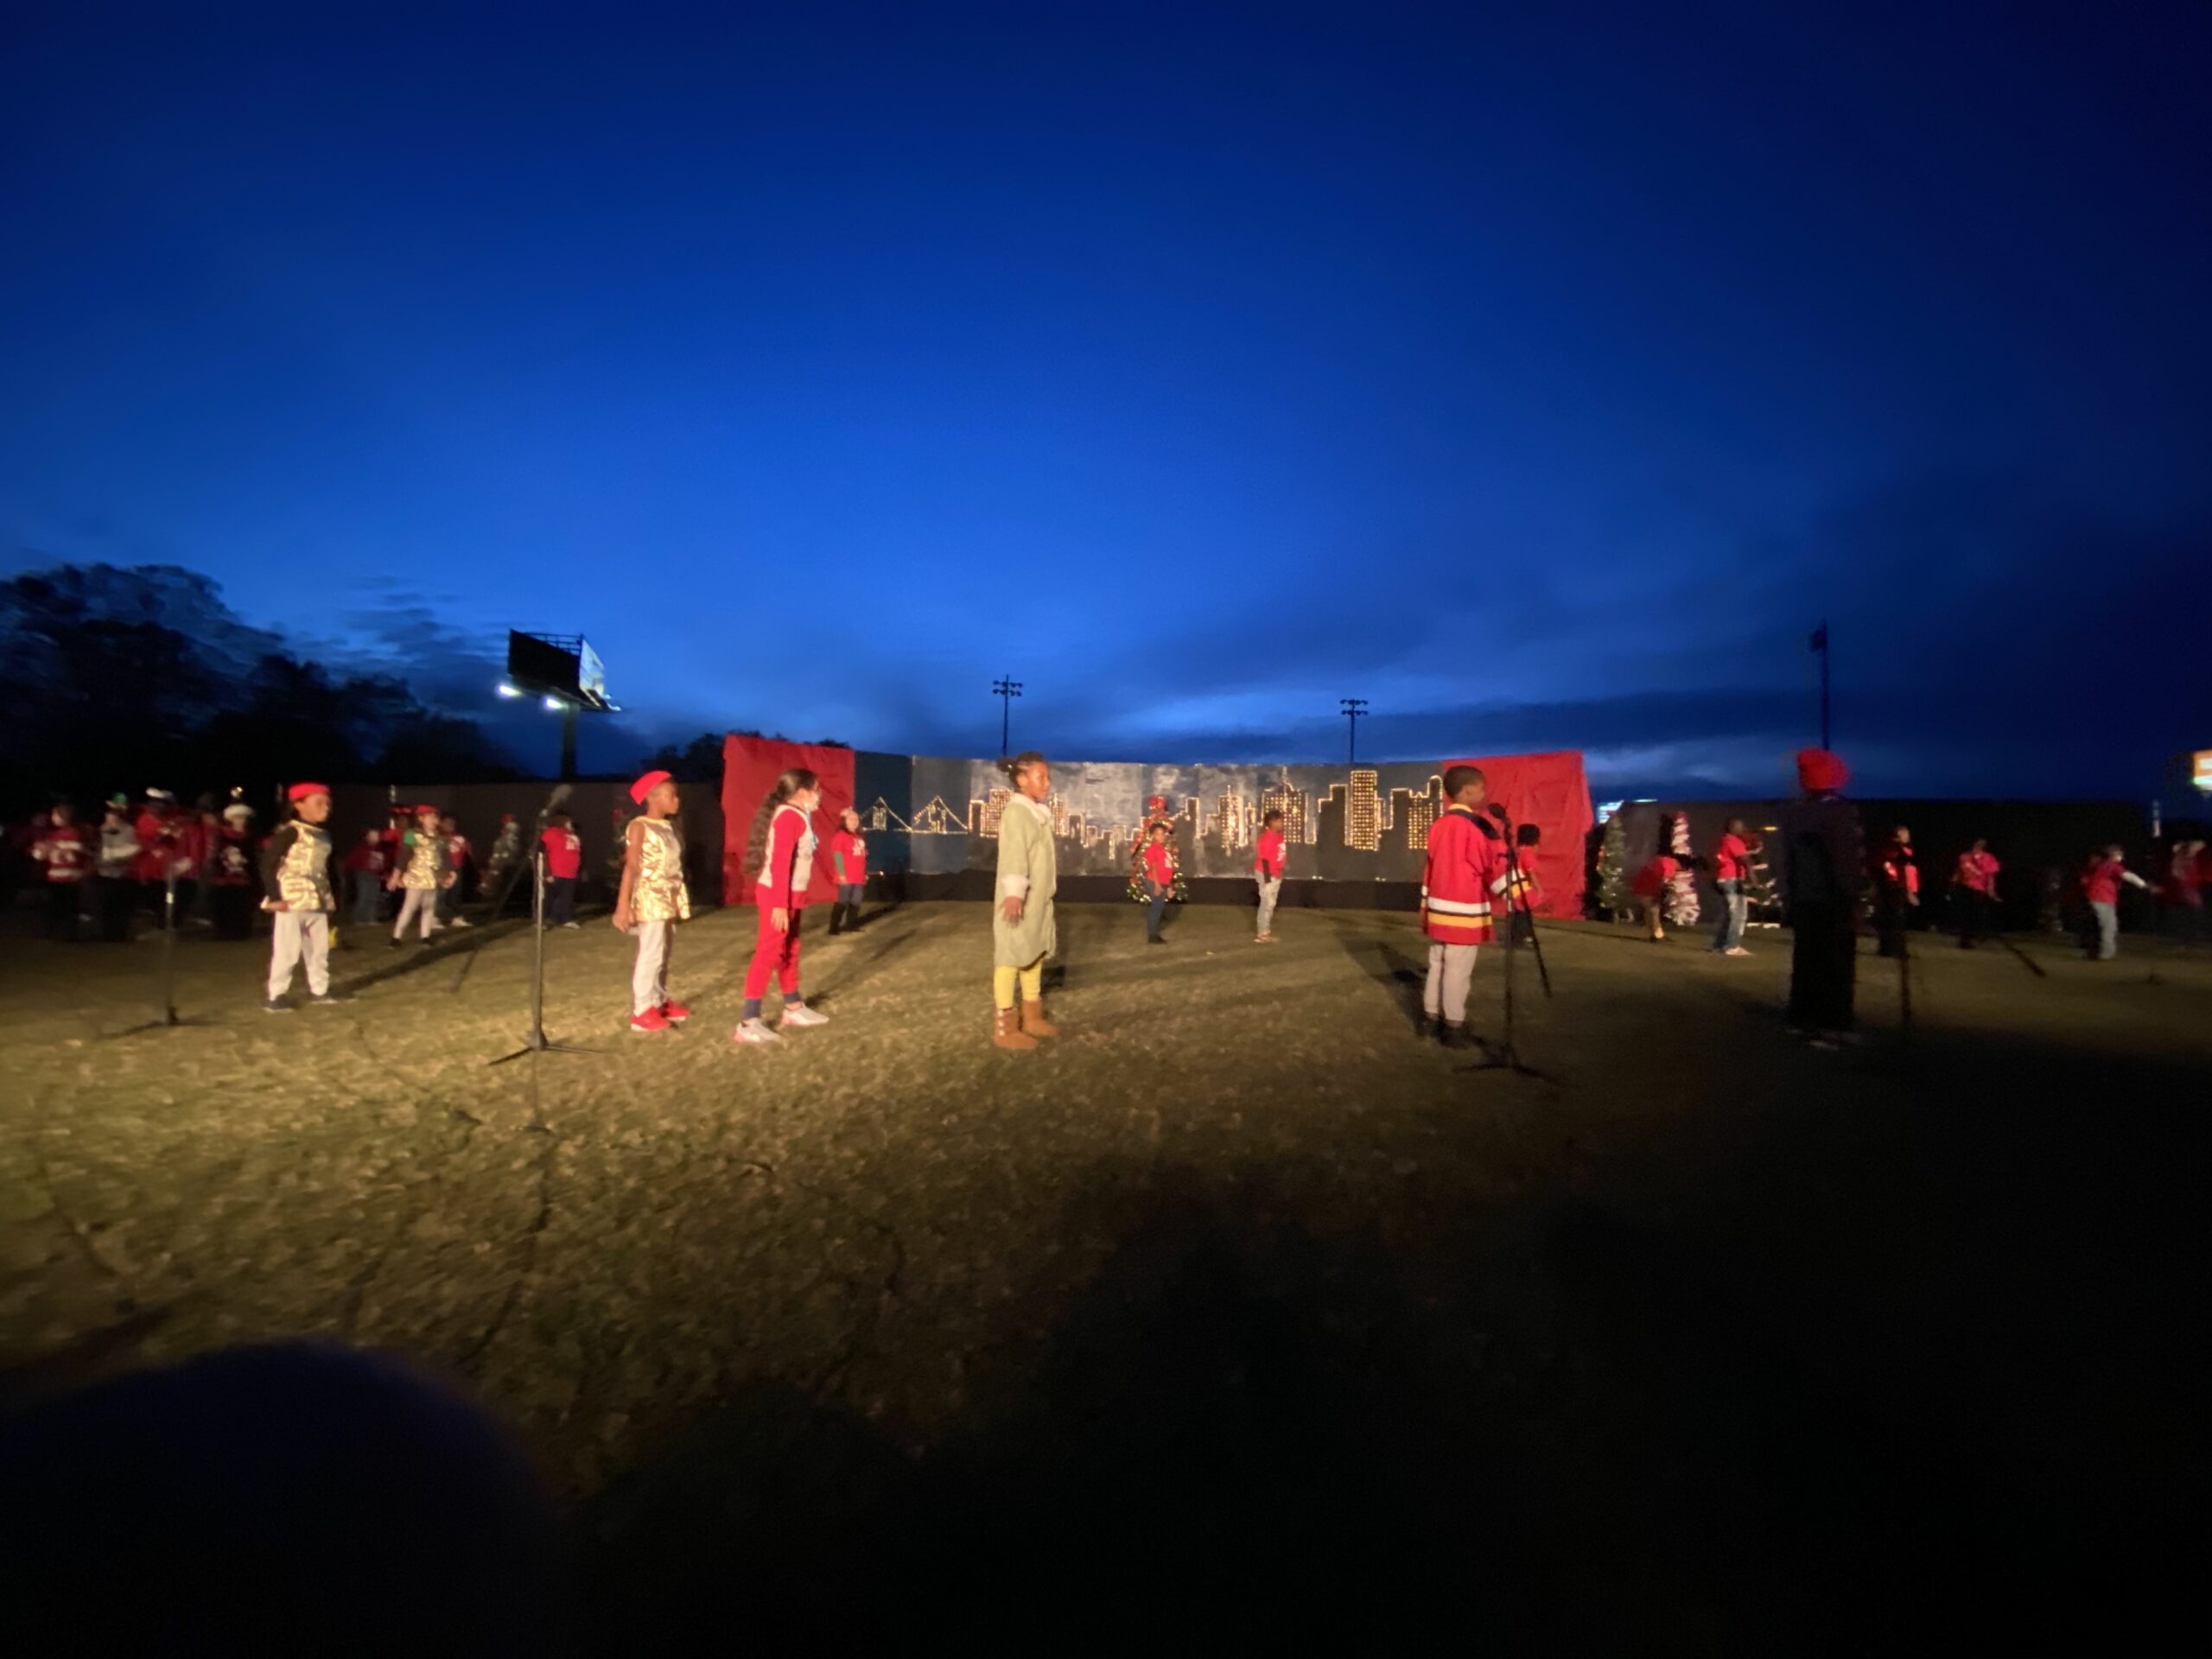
left=854, top=753, right=1589, bottom=888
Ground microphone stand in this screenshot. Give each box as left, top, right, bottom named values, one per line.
left=489, top=848, right=595, bottom=1064
left=1464, top=808, right=1557, bottom=1083
left=115, top=864, right=207, bottom=1036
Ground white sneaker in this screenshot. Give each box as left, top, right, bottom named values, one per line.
left=448, top=916, right=473, bottom=928
left=779, top=1003, right=830, bottom=1028
left=733, top=1019, right=781, bottom=1045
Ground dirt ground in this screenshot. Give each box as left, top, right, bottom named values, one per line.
left=2, top=899, right=2204, bottom=1649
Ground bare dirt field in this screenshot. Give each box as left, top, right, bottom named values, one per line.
left=3, top=899, right=2204, bottom=1649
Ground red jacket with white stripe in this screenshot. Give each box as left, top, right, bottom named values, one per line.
left=757, top=803, right=817, bottom=909
left=1421, top=804, right=1505, bottom=944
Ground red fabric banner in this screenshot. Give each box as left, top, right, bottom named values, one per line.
left=1439, top=749, right=1593, bottom=918
left=720, top=735, right=855, bottom=906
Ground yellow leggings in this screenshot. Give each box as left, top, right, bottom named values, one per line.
left=992, top=960, right=1045, bottom=1010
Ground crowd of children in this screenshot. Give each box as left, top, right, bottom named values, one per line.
left=11, top=753, right=2200, bottom=1053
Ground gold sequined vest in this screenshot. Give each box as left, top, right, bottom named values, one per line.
left=633, top=817, right=690, bottom=922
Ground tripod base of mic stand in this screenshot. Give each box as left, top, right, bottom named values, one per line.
left=111, top=1007, right=214, bottom=1038
left=489, top=1027, right=598, bottom=1065
left=1459, top=1042, right=1560, bottom=1084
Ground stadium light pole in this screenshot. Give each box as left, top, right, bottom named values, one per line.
left=994, top=677, right=1023, bottom=755
left=1341, top=698, right=1368, bottom=767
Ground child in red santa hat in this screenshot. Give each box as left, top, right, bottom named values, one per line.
left=613, top=771, right=691, bottom=1033
left=262, top=783, right=344, bottom=1010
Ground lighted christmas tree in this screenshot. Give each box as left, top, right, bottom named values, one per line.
left=1598, top=811, right=1630, bottom=919
left=1664, top=811, right=1701, bottom=927
left=1742, top=829, right=1781, bottom=926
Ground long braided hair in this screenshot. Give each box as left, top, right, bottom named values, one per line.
left=744, top=767, right=817, bottom=882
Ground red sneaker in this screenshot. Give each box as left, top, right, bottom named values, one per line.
left=660, top=1001, right=691, bottom=1023
left=629, top=1007, right=671, bottom=1033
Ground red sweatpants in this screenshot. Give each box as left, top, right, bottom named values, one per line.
left=743, top=904, right=804, bottom=999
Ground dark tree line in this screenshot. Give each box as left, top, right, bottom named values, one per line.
left=0, top=563, right=520, bottom=817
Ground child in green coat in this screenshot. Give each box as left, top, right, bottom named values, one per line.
left=992, top=752, right=1059, bottom=1051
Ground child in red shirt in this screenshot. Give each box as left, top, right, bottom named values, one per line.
left=1708, top=817, right=1755, bottom=957
left=540, top=810, right=582, bottom=927
left=828, top=808, right=868, bottom=935
left=1253, top=808, right=1287, bottom=943
left=1630, top=852, right=1678, bottom=942
left=2078, top=844, right=2149, bottom=960
left=341, top=830, right=388, bottom=926
left=1952, top=838, right=2001, bottom=949
left=1141, top=823, right=1176, bottom=944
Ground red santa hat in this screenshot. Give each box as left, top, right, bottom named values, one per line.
left=1146, top=794, right=1167, bottom=813
left=630, top=769, right=672, bottom=804
left=222, top=803, right=254, bottom=823
left=287, top=781, right=330, bottom=802
left=1796, top=748, right=1849, bottom=794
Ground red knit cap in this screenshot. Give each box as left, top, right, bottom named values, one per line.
left=287, top=781, right=330, bottom=802
left=1796, top=748, right=1849, bottom=793
left=630, top=769, right=672, bottom=804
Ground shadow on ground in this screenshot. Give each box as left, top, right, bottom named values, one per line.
left=582, top=1016, right=2204, bottom=1652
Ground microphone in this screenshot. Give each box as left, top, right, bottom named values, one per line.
left=1485, top=804, right=1511, bottom=823
left=533, top=782, right=574, bottom=824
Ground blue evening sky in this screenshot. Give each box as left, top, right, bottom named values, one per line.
left=3, top=3, right=2205, bottom=795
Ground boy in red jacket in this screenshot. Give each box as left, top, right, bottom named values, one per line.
left=1140, top=822, right=1175, bottom=945
left=1708, top=817, right=1755, bottom=957
left=540, top=809, right=582, bottom=927
left=1952, top=838, right=2001, bottom=949
left=1253, top=808, right=1287, bottom=943
left=2078, top=844, right=2149, bottom=961
left=1419, top=766, right=1508, bottom=1046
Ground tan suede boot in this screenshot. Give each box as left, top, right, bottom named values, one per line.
left=993, top=1007, right=1037, bottom=1051
left=1020, top=999, right=1058, bottom=1039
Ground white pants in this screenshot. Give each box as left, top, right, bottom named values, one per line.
left=269, top=911, right=331, bottom=998
left=1423, top=942, right=1478, bottom=1025
left=632, top=918, right=672, bottom=1015
left=1255, top=876, right=1281, bottom=935
left=392, top=887, right=438, bottom=938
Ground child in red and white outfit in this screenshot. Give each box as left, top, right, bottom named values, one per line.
left=209, top=804, right=258, bottom=940
left=828, top=808, right=868, bottom=935
left=734, top=768, right=827, bottom=1045
left=614, top=771, right=690, bottom=1031
left=1253, top=809, right=1287, bottom=942
left=32, top=804, right=88, bottom=940
left=1419, top=765, right=1509, bottom=1046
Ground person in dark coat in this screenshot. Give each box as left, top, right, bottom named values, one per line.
left=1780, top=747, right=1863, bottom=1045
